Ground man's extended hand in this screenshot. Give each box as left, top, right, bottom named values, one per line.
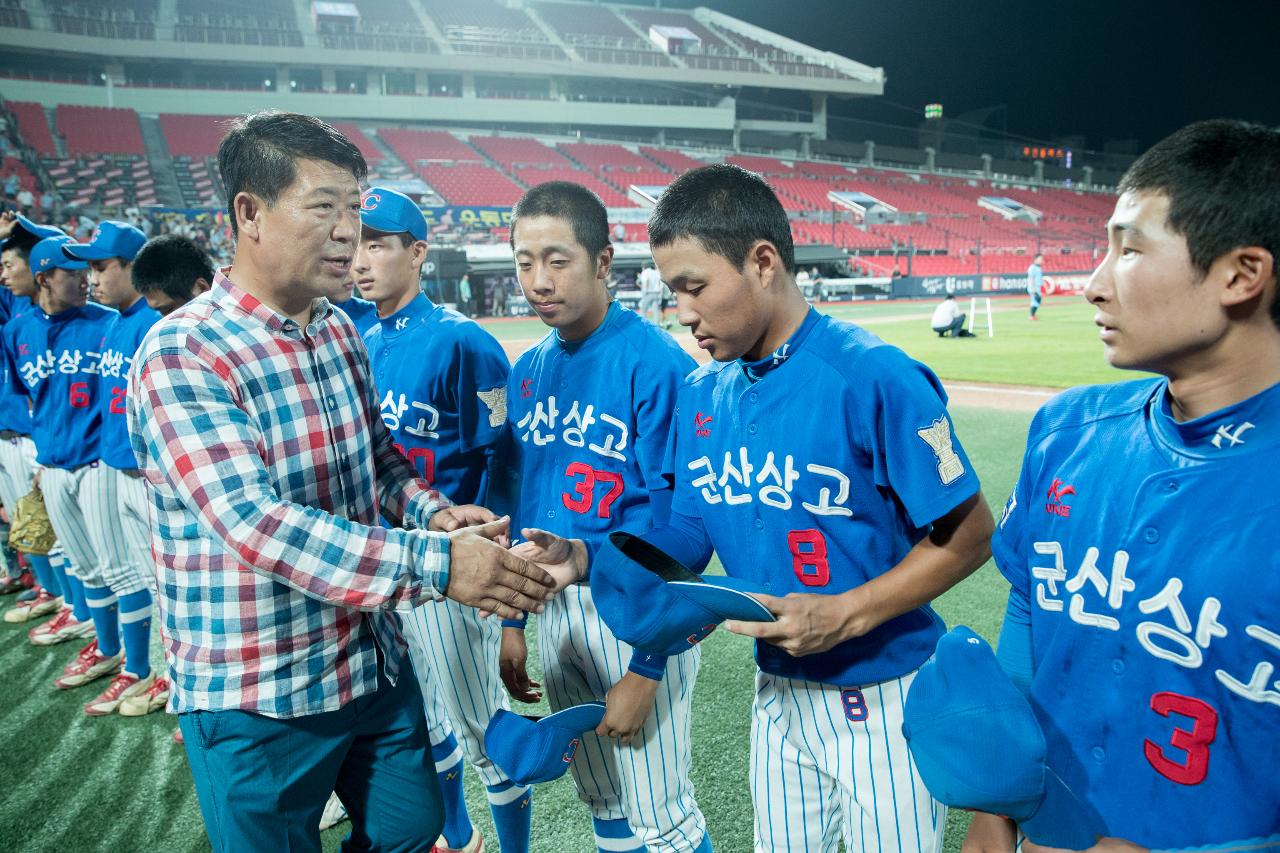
left=445, top=517, right=554, bottom=620
left=510, top=527, right=588, bottom=593
left=429, top=504, right=502, bottom=540
left=597, top=670, right=659, bottom=745
left=724, top=587, right=866, bottom=657
left=0, top=211, right=17, bottom=242
left=499, top=625, right=542, bottom=703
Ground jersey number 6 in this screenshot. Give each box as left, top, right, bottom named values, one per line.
left=563, top=462, right=624, bottom=519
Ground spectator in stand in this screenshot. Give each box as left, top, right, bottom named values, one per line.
left=1027, top=252, right=1045, bottom=320
left=4, top=173, right=18, bottom=199
left=40, top=191, right=54, bottom=218
left=15, top=186, right=32, bottom=214
left=930, top=294, right=973, bottom=338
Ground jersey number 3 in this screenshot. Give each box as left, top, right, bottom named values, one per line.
left=1144, top=691, right=1217, bottom=786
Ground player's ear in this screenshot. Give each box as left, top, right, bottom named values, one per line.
left=411, top=240, right=428, bottom=270
left=233, top=191, right=263, bottom=243
left=595, top=243, right=614, bottom=282
left=1214, top=245, right=1275, bottom=313
left=192, top=277, right=211, bottom=296
left=746, top=239, right=781, bottom=291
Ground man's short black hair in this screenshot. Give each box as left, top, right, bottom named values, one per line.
left=2, top=226, right=50, bottom=260
left=1120, top=119, right=1280, bottom=329
left=132, top=234, right=215, bottom=301
left=648, top=164, right=795, bottom=274
left=361, top=224, right=414, bottom=249
left=509, top=181, right=610, bottom=260
left=218, top=111, right=367, bottom=238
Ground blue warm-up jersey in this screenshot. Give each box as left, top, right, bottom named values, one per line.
left=97, top=297, right=159, bottom=470
left=497, top=301, right=695, bottom=548
left=0, top=289, right=34, bottom=434
left=364, top=294, right=509, bottom=506
left=656, top=309, right=979, bottom=686
left=7, top=302, right=117, bottom=468
left=993, top=378, right=1280, bottom=848
left=336, top=295, right=378, bottom=336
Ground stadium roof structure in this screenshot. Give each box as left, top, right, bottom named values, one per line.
left=0, top=1, right=883, bottom=145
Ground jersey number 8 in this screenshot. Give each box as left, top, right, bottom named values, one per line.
left=787, top=529, right=830, bottom=587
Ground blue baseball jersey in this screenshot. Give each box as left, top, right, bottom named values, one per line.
left=7, top=302, right=117, bottom=468
left=498, top=301, right=695, bottom=551
left=0, top=290, right=35, bottom=434
left=97, top=297, right=160, bottom=470
left=993, top=378, right=1280, bottom=847
left=335, top=295, right=378, bottom=336
left=363, top=294, right=509, bottom=506
left=655, top=308, right=979, bottom=686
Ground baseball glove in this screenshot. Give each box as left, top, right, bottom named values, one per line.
left=8, top=487, right=56, bottom=555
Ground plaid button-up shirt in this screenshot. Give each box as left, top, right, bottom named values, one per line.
left=128, top=270, right=451, bottom=718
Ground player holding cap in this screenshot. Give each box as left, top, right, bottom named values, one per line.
left=354, top=186, right=524, bottom=853
left=8, top=234, right=123, bottom=687
left=968, top=121, right=1280, bottom=850
left=492, top=181, right=711, bottom=853
left=0, top=214, right=69, bottom=623
left=60, top=221, right=167, bottom=716
left=525, top=165, right=994, bottom=851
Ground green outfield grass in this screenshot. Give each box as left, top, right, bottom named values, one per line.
left=479, top=294, right=1136, bottom=390
left=0, top=406, right=1030, bottom=853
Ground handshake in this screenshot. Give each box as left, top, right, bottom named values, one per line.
left=430, top=504, right=586, bottom=621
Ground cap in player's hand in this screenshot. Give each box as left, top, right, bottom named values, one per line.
left=484, top=702, right=605, bottom=786
left=590, top=531, right=774, bottom=658
left=902, top=626, right=1105, bottom=850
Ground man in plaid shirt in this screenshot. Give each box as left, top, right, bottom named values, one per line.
left=127, top=112, right=554, bottom=853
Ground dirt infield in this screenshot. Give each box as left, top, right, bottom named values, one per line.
left=943, top=382, right=1057, bottom=412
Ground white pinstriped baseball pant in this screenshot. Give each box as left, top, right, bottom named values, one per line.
left=81, top=464, right=153, bottom=596
left=37, top=462, right=98, bottom=582
left=399, top=596, right=516, bottom=789
left=750, top=669, right=945, bottom=852
left=538, top=583, right=708, bottom=853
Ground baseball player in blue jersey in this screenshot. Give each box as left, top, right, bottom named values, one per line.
left=61, top=222, right=167, bottom=717
left=0, top=214, right=69, bottom=623
left=354, top=187, right=522, bottom=853
left=491, top=181, right=711, bottom=853
left=334, top=287, right=378, bottom=336
left=523, top=166, right=994, bottom=851
left=8, top=235, right=123, bottom=689
left=967, top=121, right=1280, bottom=851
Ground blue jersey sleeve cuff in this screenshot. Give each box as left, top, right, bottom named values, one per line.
left=627, top=651, right=668, bottom=681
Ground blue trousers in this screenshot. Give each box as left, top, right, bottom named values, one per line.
left=179, top=670, right=443, bottom=853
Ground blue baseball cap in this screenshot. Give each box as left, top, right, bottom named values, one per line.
left=484, top=702, right=606, bottom=786
left=29, top=235, right=88, bottom=274
left=590, top=532, right=775, bottom=658
left=61, top=220, right=147, bottom=262
left=360, top=186, right=428, bottom=242
left=902, top=627, right=1105, bottom=850
left=0, top=214, right=64, bottom=250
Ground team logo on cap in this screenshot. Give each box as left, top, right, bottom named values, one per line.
left=686, top=622, right=717, bottom=646
left=361, top=192, right=381, bottom=211
left=1045, top=478, right=1075, bottom=517
left=562, top=738, right=580, bottom=764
